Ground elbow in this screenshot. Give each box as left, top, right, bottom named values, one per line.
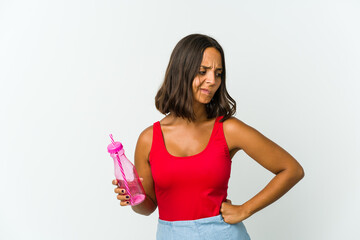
left=131, top=197, right=157, bottom=216
left=278, top=163, right=305, bottom=181
left=131, top=206, right=156, bottom=216
left=294, top=164, right=305, bottom=182
left=281, top=163, right=304, bottom=183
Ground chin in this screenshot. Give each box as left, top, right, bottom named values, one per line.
left=193, top=95, right=213, bottom=105
left=199, top=98, right=212, bottom=104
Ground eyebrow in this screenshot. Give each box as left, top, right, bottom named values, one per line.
left=200, top=65, right=223, bottom=71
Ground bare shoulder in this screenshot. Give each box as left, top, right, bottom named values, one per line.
left=222, top=116, right=247, bottom=131
left=134, top=124, right=154, bottom=165
left=223, top=116, right=252, bottom=136
left=136, top=125, right=153, bottom=154
left=222, top=116, right=263, bottom=151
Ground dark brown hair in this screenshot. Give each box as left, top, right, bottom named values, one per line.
left=155, top=34, right=236, bottom=122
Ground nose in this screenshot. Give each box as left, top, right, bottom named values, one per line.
left=205, top=71, right=216, bottom=85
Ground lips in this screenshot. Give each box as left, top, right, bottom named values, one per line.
left=200, top=88, right=211, bottom=95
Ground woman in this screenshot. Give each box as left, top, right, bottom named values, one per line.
left=113, top=34, right=304, bottom=240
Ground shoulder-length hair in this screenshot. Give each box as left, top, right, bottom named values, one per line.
left=155, top=34, right=236, bottom=122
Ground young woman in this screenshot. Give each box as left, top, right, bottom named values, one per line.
left=113, top=34, right=304, bottom=240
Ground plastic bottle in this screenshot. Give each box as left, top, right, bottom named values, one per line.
left=107, top=134, right=145, bottom=206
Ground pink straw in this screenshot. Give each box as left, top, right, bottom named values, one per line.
left=116, top=155, right=133, bottom=204
left=109, top=134, right=115, bottom=145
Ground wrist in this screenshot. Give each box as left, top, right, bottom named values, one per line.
left=238, top=203, right=253, bottom=219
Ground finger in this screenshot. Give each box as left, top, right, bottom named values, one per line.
left=226, top=199, right=232, bottom=204
left=112, top=179, right=118, bottom=185
left=120, top=200, right=130, bottom=206
left=222, top=215, right=229, bottom=224
left=117, top=194, right=130, bottom=201
left=220, top=201, right=230, bottom=213
left=114, top=188, right=126, bottom=194
left=220, top=202, right=225, bottom=213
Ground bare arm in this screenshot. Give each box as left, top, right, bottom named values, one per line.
left=220, top=117, right=305, bottom=224
left=114, top=126, right=157, bottom=216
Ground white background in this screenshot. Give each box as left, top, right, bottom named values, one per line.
left=1, top=0, right=359, bottom=239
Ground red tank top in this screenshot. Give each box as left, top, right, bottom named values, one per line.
left=149, top=116, right=232, bottom=221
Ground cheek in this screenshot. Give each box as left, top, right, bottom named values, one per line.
left=193, top=77, right=201, bottom=89
left=215, top=80, right=222, bottom=90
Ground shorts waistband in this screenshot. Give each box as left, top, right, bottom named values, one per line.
left=158, top=215, right=223, bottom=226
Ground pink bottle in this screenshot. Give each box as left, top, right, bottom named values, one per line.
left=107, top=134, right=145, bottom=206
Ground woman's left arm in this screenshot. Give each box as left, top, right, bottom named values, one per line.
left=220, top=117, right=305, bottom=224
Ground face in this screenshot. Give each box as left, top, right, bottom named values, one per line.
left=192, top=47, right=223, bottom=105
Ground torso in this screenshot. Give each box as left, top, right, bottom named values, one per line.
left=150, top=115, right=233, bottom=220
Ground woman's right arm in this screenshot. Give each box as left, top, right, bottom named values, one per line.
left=113, top=126, right=157, bottom=216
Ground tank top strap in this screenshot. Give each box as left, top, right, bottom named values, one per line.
left=215, top=115, right=224, bottom=124
left=211, top=115, right=230, bottom=159
left=211, top=115, right=224, bottom=134
left=152, top=121, right=162, bottom=142
left=153, top=121, right=163, bottom=148
left=149, top=121, right=164, bottom=164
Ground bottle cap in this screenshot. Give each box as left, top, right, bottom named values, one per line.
left=107, top=134, right=123, bottom=154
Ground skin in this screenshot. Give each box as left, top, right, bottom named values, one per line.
left=113, top=47, right=305, bottom=224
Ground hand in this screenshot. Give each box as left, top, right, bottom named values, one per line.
left=112, top=178, right=143, bottom=206
left=220, top=199, right=251, bottom=224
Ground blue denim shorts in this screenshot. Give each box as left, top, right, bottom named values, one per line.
left=156, top=214, right=251, bottom=240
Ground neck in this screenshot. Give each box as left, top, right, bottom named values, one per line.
left=167, top=102, right=208, bottom=125
left=192, top=101, right=207, bottom=122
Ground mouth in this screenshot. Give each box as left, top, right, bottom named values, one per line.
left=200, top=88, right=211, bottom=95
